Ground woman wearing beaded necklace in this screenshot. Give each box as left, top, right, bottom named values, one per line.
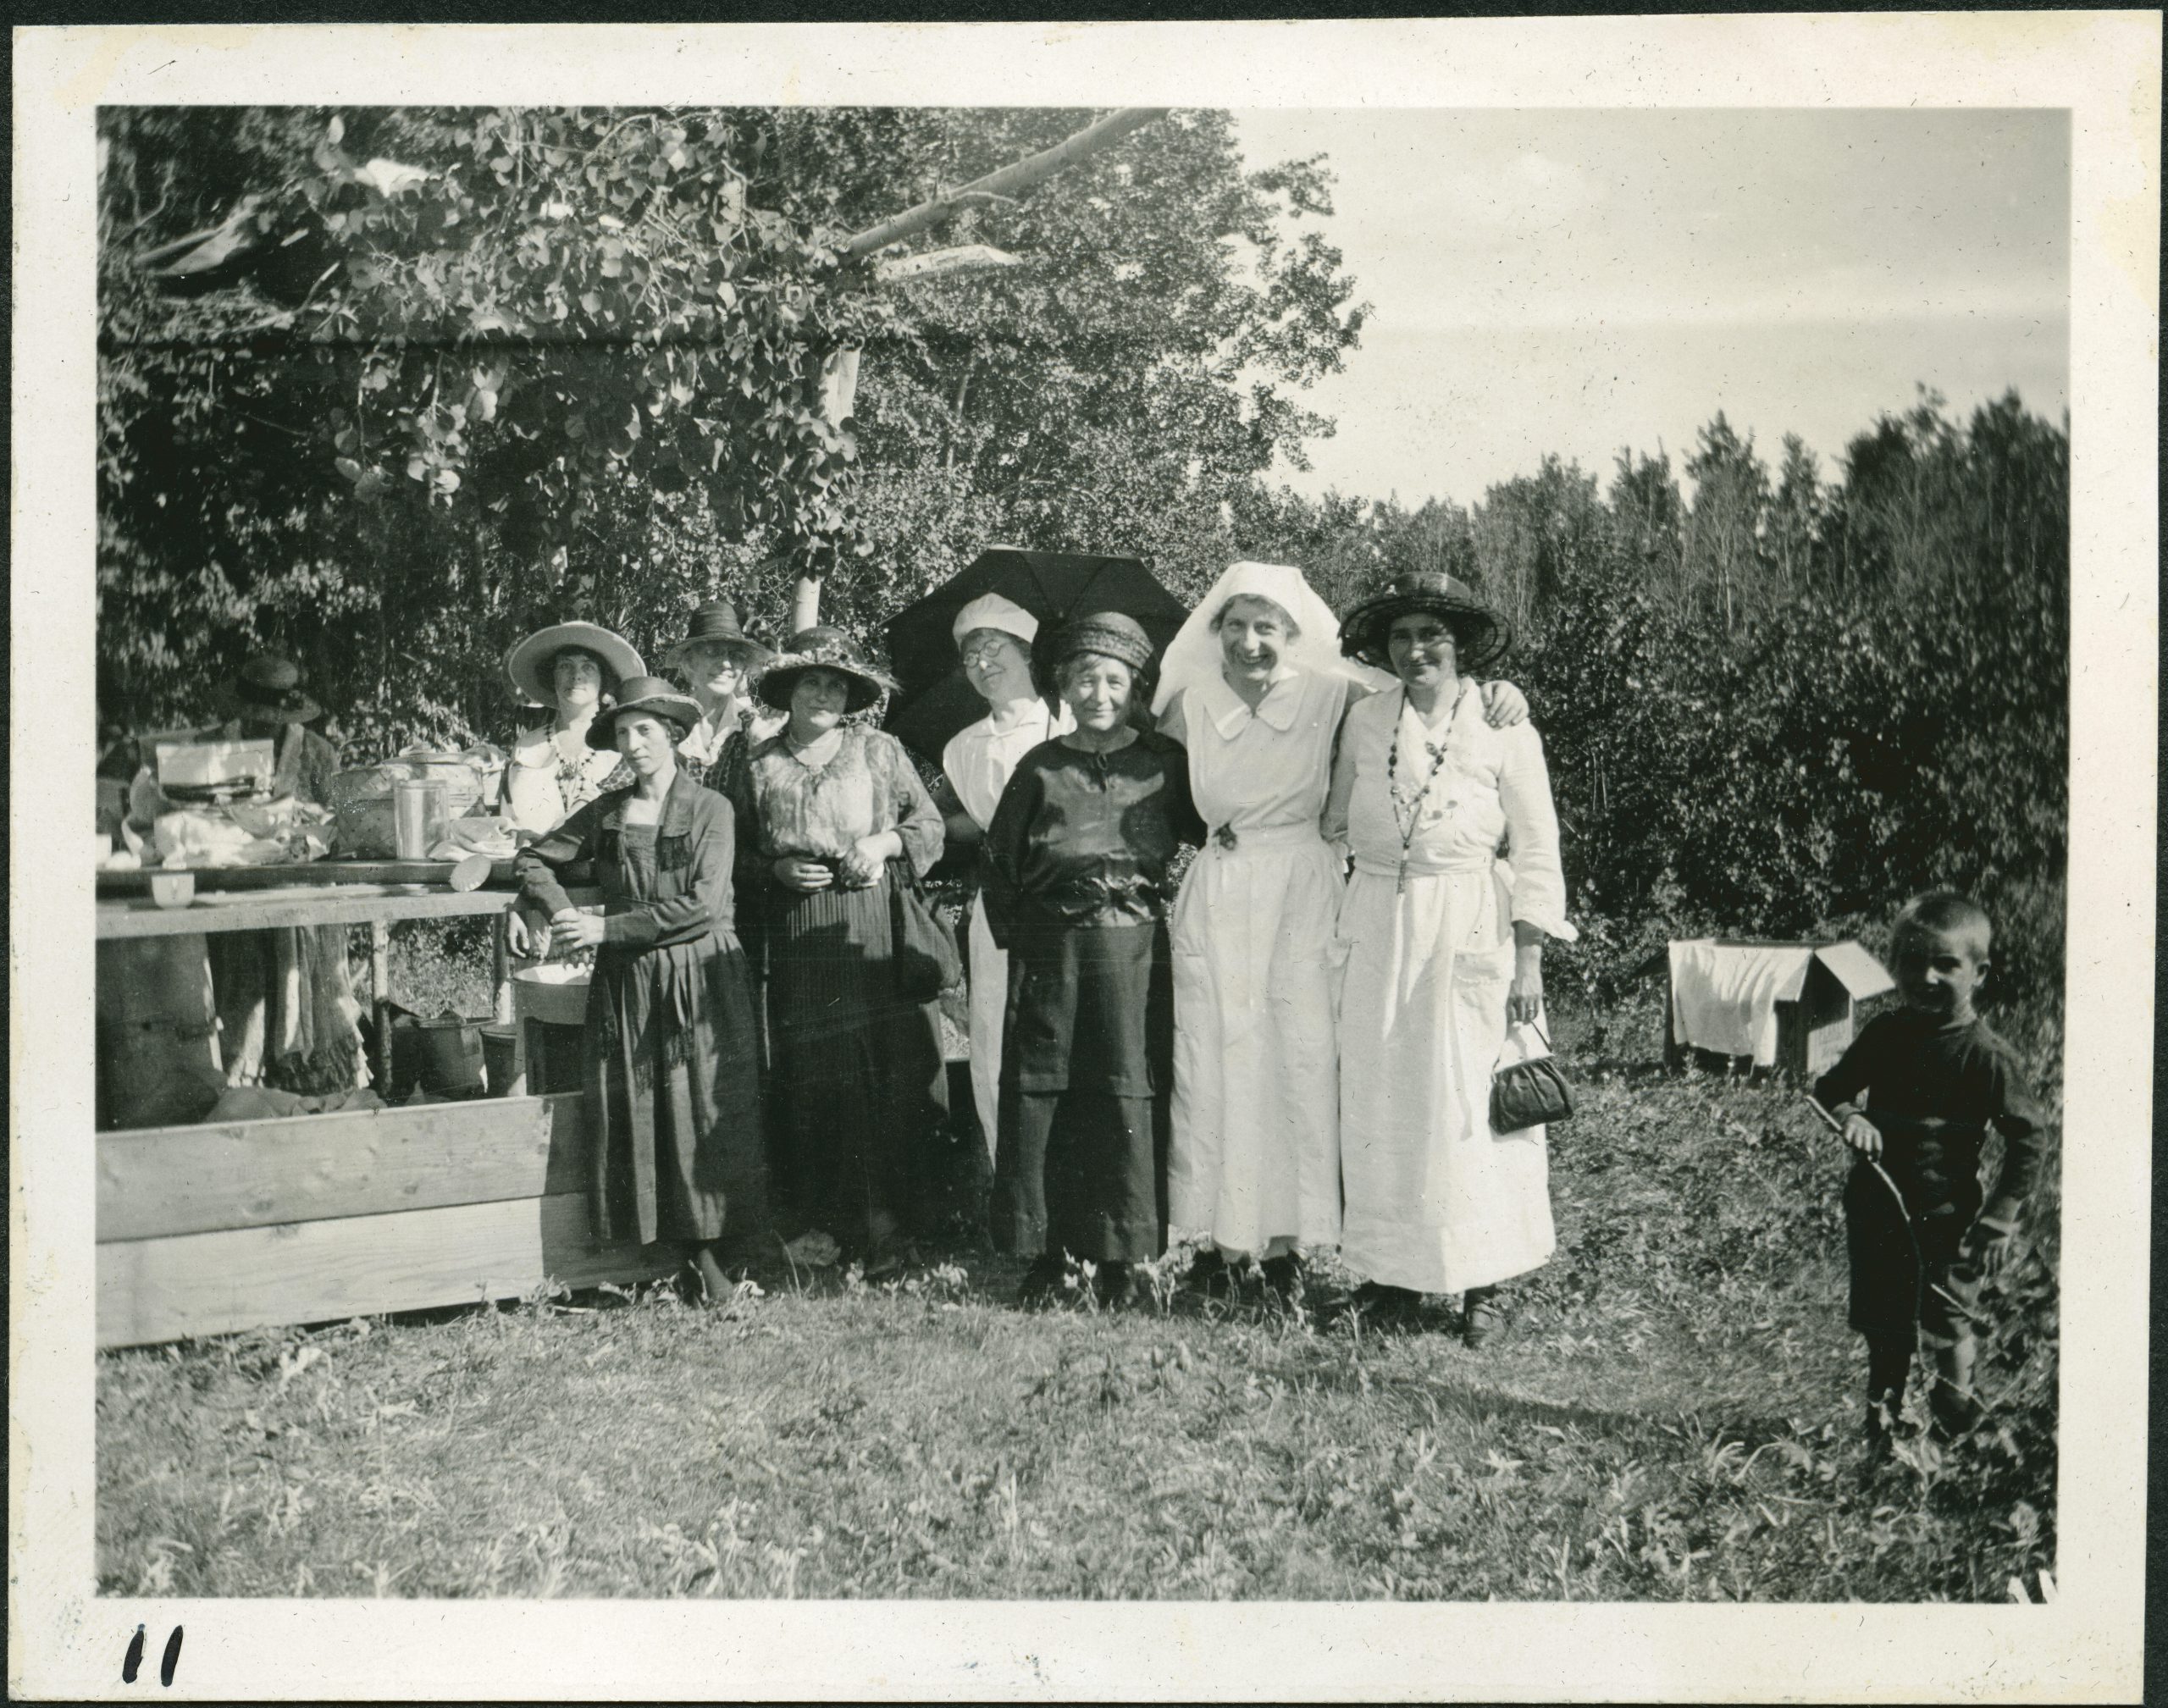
left=1322, top=571, right=1576, bottom=1344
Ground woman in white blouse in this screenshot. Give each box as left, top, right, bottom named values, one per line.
left=937, top=593, right=1073, bottom=1163
left=1323, top=571, right=1575, bottom=1345
left=1153, top=562, right=1526, bottom=1302
left=500, top=621, right=647, bottom=836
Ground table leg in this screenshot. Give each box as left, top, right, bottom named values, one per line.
left=369, top=920, right=392, bottom=1092
left=491, top=909, right=513, bottom=1025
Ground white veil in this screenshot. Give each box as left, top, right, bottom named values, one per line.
left=1149, top=561, right=1391, bottom=716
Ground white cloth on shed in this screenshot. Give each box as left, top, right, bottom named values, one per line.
left=1666, top=940, right=1817, bottom=1067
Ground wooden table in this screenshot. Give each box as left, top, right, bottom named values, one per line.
left=97, top=880, right=595, bottom=1092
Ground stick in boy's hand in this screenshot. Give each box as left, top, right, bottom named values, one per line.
left=1805, top=1093, right=1883, bottom=1161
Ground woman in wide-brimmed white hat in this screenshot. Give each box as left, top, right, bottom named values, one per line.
left=1324, top=570, right=1575, bottom=1345
left=933, top=592, right=1075, bottom=1166
left=499, top=620, right=647, bottom=836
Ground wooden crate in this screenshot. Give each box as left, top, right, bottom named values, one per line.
left=96, top=1092, right=673, bottom=1348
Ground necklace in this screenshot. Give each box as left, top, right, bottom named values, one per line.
left=1385, top=684, right=1464, bottom=894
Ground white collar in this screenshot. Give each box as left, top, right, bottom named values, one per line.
left=1202, top=663, right=1303, bottom=737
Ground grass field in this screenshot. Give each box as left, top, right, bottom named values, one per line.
left=97, top=976, right=2061, bottom=1603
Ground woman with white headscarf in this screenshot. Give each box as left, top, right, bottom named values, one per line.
left=1153, top=562, right=1527, bottom=1300
left=937, top=593, right=1075, bottom=1163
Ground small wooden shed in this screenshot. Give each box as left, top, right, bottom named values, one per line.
left=1665, top=937, right=1894, bottom=1080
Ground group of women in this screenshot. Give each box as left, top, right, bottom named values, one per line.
left=511, top=559, right=1575, bottom=1341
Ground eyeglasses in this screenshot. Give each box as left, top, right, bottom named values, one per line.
left=961, top=639, right=1020, bottom=665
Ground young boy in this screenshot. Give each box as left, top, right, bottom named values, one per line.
left=1814, top=891, right=2049, bottom=1451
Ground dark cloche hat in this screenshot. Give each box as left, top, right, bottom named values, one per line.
left=583, top=676, right=706, bottom=750
left=1338, top=570, right=1510, bottom=674
left=754, top=627, right=901, bottom=716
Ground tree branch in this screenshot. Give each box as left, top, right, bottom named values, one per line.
left=838, top=108, right=1167, bottom=265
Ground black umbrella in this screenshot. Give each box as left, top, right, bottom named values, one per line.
left=882, top=546, right=1192, bottom=761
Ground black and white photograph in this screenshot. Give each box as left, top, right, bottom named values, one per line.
left=12, top=16, right=2156, bottom=1701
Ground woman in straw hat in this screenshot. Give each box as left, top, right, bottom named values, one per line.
left=935, top=592, right=1076, bottom=1167
left=723, top=627, right=948, bottom=1277
left=1324, top=570, right=1575, bottom=1343
left=515, top=676, right=771, bottom=1298
left=1151, top=562, right=1531, bottom=1303
left=981, top=612, right=1203, bottom=1307
left=498, top=620, right=646, bottom=837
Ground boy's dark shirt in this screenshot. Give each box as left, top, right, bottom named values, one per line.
left=1813, top=1009, right=2049, bottom=1208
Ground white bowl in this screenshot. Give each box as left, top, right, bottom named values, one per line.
left=512, top=963, right=592, bottom=1026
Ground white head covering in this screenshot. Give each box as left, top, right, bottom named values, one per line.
left=1150, top=561, right=1385, bottom=715
left=952, top=592, right=1040, bottom=650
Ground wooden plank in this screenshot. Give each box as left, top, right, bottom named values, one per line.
left=98, top=1093, right=589, bottom=1241
left=96, top=883, right=599, bottom=939
left=97, top=859, right=497, bottom=896
left=97, top=1193, right=675, bottom=1348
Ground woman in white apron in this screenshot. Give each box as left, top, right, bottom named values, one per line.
left=1324, top=571, right=1574, bottom=1344
left=937, top=594, right=1072, bottom=1164
left=1153, top=563, right=1527, bottom=1301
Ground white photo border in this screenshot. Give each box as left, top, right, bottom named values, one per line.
left=12, top=15, right=2158, bottom=1701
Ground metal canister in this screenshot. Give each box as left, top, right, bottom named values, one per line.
left=392, top=778, right=448, bottom=860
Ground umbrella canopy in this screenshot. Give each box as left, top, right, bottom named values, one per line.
left=882, top=546, right=1192, bottom=761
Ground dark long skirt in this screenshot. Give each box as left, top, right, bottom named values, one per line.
left=583, top=933, right=767, bottom=1250
left=764, top=875, right=948, bottom=1257
left=993, top=920, right=1173, bottom=1263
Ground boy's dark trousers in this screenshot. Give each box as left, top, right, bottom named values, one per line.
left=1845, top=1124, right=1986, bottom=1418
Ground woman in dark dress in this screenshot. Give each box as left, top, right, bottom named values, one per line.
left=515, top=676, right=771, bottom=1301
left=980, top=612, right=1204, bottom=1307
left=724, top=627, right=949, bottom=1276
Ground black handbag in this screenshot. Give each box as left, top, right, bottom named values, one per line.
left=1490, top=1017, right=1574, bottom=1135
left=888, top=860, right=964, bottom=1004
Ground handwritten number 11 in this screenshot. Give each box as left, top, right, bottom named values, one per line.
left=121, top=1624, right=183, bottom=1687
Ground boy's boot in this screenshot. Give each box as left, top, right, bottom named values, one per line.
left=1928, top=1381, right=1983, bottom=1444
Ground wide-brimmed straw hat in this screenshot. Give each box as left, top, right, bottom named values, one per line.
left=225, top=653, right=322, bottom=725
left=503, top=621, right=646, bottom=708
left=661, top=599, right=773, bottom=672
left=582, top=676, right=705, bottom=750
left=1338, top=570, right=1510, bottom=674
left=755, top=626, right=900, bottom=716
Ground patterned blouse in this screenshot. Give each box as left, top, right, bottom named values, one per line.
left=727, top=724, right=946, bottom=887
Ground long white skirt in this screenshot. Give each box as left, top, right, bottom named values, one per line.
left=1168, top=827, right=1343, bottom=1254
left=966, top=893, right=1004, bottom=1164
left=1336, top=862, right=1554, bottom=1294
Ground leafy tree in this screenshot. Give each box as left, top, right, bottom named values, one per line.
left=98, top=105, right=1366, bottom=742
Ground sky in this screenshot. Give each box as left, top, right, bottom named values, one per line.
left=1229, top=108, right=2070, bottom=508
